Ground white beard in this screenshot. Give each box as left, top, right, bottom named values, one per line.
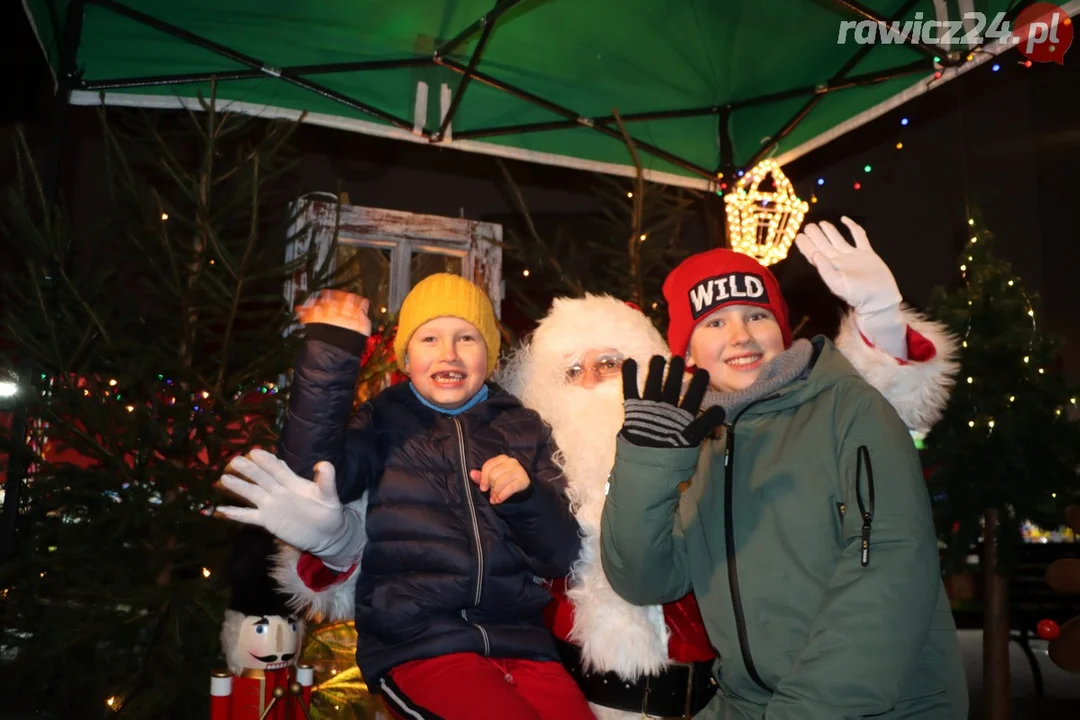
left=549, top=383, right=670, bottom=681
left=499, top=303, right=672, bottom=680
left=528, top=380, right=623, bottom=531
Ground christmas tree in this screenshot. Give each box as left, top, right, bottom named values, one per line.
left=923, top=211, right=1080, bottom=718
left=0, top=95, right=337, bottom=718
left=925, top=212, right=1080, bottom=570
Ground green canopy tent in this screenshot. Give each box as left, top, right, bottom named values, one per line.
left=21, top=0, right=1080, bottom=190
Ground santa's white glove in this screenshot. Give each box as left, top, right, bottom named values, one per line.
left=217, top=449, right=363, bottom=570
left=795, top=217, right=907, bottom=359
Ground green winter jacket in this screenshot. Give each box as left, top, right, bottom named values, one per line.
left=601, top=338, right=967, bottom=720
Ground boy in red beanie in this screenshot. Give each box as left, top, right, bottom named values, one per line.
left=601, top=248, right=968, bottom=720
left=662, top=248, right=792, bottom=394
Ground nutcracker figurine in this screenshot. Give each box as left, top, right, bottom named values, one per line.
left=212, top=527, right=314, bottom=720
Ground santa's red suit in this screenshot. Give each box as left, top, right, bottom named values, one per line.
left=271, top=295, right=956, bottom=719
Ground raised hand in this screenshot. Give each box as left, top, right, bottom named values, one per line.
left=217, top=449, right=346, bottom=554
left=620, top=355, right=726, bottom=448
left=794, top=217, right=901, bottom=315
left=296, top=289, right=373, bottom=336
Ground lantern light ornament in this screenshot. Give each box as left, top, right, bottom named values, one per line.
left=724, top=159, right=809, bottom=266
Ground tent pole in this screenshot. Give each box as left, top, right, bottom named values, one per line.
left=83, top=58, right=432, bottom=91
left=717, top=106, right=734, bottom=180
left=435, top=0, right=529, bottom=58
left=86, top=0, right=415, bottom=129
left=730, top=59, right=928, bottom=110
left=43, top=0, right=86, bottom=201
left=743, top=0, right=928, bottom=170
left=455, top=55, right=925, bottom=144
left=454, top=105, right=721, bottom=139
left=437, top=57, right=717, bottom=181
left=744, top=96, right=825, bottom=170
left=433, top=8, right=498, bottom=142
left=1, top=0, right=85, bottom=563
left=709, top=106, right=735, bottom=249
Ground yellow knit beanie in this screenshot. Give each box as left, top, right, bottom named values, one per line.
left=393, top=273, right=501, bottom=376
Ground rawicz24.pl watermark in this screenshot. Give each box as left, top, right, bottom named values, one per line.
left=838, top=2, right=1074, bottom=64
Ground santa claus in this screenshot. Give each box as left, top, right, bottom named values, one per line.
left=265, top=218, right=958, bottom=719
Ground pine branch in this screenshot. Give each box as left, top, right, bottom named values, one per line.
left=215, top=150, right=261, bottom=391
left=0, top=90, right=330, bottom=718
left=495, top=158, right=585, bottom=297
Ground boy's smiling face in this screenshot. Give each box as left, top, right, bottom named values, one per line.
left=688, top=304, right=786, bottom=393
left=405, top=316, right=488, bottom=409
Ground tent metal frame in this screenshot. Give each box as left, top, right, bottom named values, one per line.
left=60, top=0, right=984, bottom=184
left=744, top=0, right=929, bottom=170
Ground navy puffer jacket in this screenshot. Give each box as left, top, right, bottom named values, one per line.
left=279, top=324, right=581, bottom=683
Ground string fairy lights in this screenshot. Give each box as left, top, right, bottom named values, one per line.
left=805, top=55, right=1033, bottom=202
left=957, top=214, right=1046, bottom=436
left=25, top=374, right=283, bottom=465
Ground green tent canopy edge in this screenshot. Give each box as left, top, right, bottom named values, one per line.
left=22, top=0, right=1080, bottom=189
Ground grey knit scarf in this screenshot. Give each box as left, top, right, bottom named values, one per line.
left=700, top=339, right=815, bottom=418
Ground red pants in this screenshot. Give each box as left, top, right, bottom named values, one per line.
left=380, top=652, right=595, bottom=720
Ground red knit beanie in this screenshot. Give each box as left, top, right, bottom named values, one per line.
left=663, top=248, right=792, bottom=359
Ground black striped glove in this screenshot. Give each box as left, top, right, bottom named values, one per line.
left=620, top=356, right=727, bottom=448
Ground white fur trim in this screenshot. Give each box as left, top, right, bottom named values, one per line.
left=565, top=528, right=671, bottom=680
left=269, top=496, right=367, bottom=622
left=530, top=295, right=669, bottom=367
left=495, top=294, right=669, bottom=398
left=835, top=305, right=959, bottom=435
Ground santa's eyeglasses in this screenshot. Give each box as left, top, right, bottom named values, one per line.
left=565, top=351, right=625, bottom=385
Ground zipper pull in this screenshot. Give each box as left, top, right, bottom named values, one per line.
left=724, top=425, right=733, bottom=467
left=855, top=445, right=875, bottom=568
left=860, top=514, right=872, bottom=567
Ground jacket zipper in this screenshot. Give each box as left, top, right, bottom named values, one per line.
left=460, top=609, right=491, bottom=655
left=452, top=416, right=489, bottom=655
left=855, top=445, right=875, bottom=567
left=723, top=399, right=775, bottom=694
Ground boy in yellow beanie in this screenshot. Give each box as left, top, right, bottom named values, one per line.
left=218, top=274, right=593, bottom=719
